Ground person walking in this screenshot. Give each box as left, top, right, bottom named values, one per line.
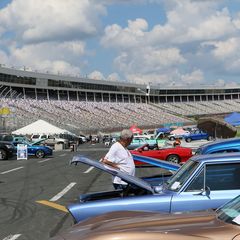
left=101, top=129, right=135, bottom=190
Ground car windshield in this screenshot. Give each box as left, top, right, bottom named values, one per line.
left=216, top=195, right=240, bottom=226
left=166, top=160, right=199, bottom=191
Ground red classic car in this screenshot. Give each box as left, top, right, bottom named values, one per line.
left=130, top=144, right=193, bottom=164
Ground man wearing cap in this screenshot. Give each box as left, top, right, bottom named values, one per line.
left=101, top=129, right=135, bottom=190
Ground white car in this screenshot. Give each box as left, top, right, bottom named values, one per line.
left=168, top=131, right=190, bottom=141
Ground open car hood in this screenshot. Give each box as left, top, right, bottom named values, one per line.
left=31, top=139, right=46, bottom=145
left=71, top=155, right=154, bottom=193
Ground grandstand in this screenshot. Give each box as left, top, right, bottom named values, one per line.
left=0, top=65, right=240, bottom=134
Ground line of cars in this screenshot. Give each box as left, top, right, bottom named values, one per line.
left=168, top=129, right=212, bottom=142
left=52, top=137, right=240, bottom=239
left=0, top=134, right=53, bottom=160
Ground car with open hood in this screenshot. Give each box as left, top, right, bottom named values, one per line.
left=51, top=192, right=240, bottom=240
left=68, top=153, right=240, bottom=223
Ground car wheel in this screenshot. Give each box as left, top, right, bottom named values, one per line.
left=185, top=137, right=191, bottom=142
left=0, top=149, right=7, bottom=160
left=166, top=154, right=180, bottom=164
left=169, top=136, right=175, bottom=141
left=35, top=150, right=45, bottom=158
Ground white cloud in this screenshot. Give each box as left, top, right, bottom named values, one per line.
left=181, top=69, right=204, bottom=84
left=101, top=18, right=148, bottom=49
left=0, top=50, right=9, bottom=65
left=5, top=41, right=85, bottom=75
left=210, top=38, right=239, bottom=59
left=88, top=71, right=105, bottom=80
left=201, top=37, right=240, bottom=74
left=107, top=73, right=120, bottom=82
left=0, top=0, right=106, bottom=43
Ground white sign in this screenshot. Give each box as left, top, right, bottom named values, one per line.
left=17, top=144, right=28, bottom=160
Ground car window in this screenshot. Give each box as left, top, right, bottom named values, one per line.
left=41, top=135, right=47, bottom=139
left=186, top=163, right=240, bottom=191
left=3, top=135, right=14, bottom=141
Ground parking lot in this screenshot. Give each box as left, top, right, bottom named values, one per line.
left=0, top=143, right=165, bottom=240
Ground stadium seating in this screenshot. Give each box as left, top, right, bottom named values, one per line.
left=1, top=97, right=240, bottom=134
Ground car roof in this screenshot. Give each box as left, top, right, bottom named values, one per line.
left=199, top=138, right=240, bottom=151
left=190, top=151, right=240, bottom=163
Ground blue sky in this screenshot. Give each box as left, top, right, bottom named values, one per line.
left=0, top=0, right=240, bottom=87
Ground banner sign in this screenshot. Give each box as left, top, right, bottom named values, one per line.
left=17, top=144, right=28, bottom=160
left=0, top=107, right=11, bottom=115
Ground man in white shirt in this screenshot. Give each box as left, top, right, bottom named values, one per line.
left=101, top=129, right=135, bottom=190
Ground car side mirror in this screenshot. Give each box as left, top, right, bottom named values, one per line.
left=138, top=149, right=142, bottom=153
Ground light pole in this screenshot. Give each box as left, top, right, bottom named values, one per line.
left=137, top=83, right=151, bottom=104
left=146, top=83, right=151, bottom=104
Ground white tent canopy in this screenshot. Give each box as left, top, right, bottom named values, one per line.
left=12, top=119, right=70, bottom=135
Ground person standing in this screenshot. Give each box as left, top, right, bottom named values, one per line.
left=101, top=129, right=135, bottom=190
left=173, top=138, right=181, bottom=147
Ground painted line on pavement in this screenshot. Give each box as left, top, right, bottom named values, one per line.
left=0, top=167, right=24, bottom=175
left=49, top=182, right=76, bottom=202
left=36, top=200, right=68, bottom=213
left=2, top=234, right=21, bottom=240
left=84, top=166, right=94, bottom=173
left=38, top=158, right=50, bottom=163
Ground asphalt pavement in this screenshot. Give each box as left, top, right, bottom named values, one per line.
left=0, top=142, right=166, bottom=240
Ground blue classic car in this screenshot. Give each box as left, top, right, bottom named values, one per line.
left=69, top=153, right=240, bottom=223
left=13, top=140, right=53, bottom=158
left=195, top=137, right=240, bottom=155
left=184, top=130, right=212, bottom=142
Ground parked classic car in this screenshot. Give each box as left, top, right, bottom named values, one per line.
left=68, top=153, right=240, bottom=223
left=130, top=144, right=192, bottom=164
left=128, top=134, right=163, bottom=150
left=195, top=137, right=240, bottom=155
left=168, top=131, right=190, bottom=141
left=52, top=193, right=240, bottom=240
left=184, top=130, right=212, bottom=142
left=127, top=138, right=148, bottom=150
left=13, top=140, right=53, bottom=158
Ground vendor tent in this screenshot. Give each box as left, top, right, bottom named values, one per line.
left=197, top=117, right=237, bottom=139
left=12, top=119, right=69, bottom=135
left=224, top=112, right=240, bottom=126
left=170, top=127, right=188, bottom=135
left=129, top=125, right=142, bottom=134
